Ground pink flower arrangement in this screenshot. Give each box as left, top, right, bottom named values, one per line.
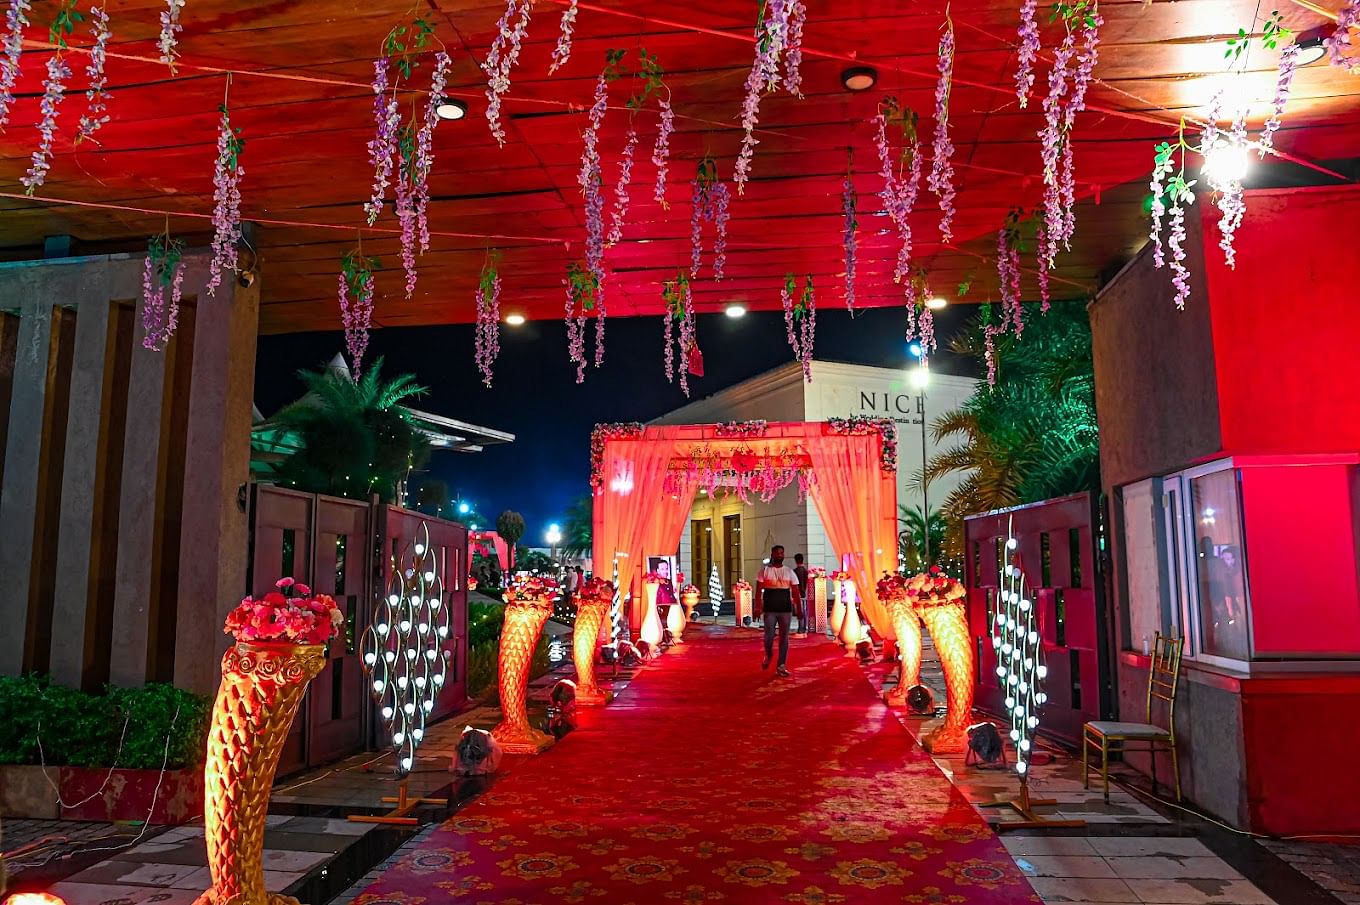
left=877, top=572, right=911, bottom=602
left=842, top=173, right=857, bottom=313
left=76, top=6, right=112, bottom=144
left=206, top=102, right=245, bottom=296
left=474, top=253, right=502, bottom=387
left=808, top=566, right=827, bottom=579
left=224, top=578, right=344, bottom=646
left=158, top=0, right=184, bottom=73
left=732, top=579, right=753, bottom=593
left=906, top=566, right=966, bottom=608
left=577, top=576, right=614, bottom=604
left=0, top=0, right=30, bottom=130
left=482, top=0, right=532, bottom=146
left=548, top=0, right=578, bottom=74
left=652, top=99, right=675, bottom=207
left=829, top=570, right=853, bottom=583
left=20, top=55, right=72, bottom=194
left=928, top=19, right=958, bottom=243
left=1015, top=0, right=1040, bottom=107
left=506, top=574, right=559, bottom=603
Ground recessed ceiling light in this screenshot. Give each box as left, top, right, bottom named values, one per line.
left=435, top=98, right=468, bottom=121
left=926, top=296, right=948, bottom=310
left=1295, top=27, right=1330, bottom=66
left=505, top=313, right=526, bottom=326
left=841, top=66, right=878, bottom=92
left=725, top=304, right=747, bottom=318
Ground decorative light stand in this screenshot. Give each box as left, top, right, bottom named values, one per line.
left=733, top=579, right=753, bottom=626
left=492, top=577, right=558, bottom=754
left=572, top=578, right=614, bottom=705
left=979, top=527, right=1085, bottom=829
left=708, top=564, right=724, bottom=623
left=809, top=568, right=829, bottom=634
left=353, top=522, right=453, bottom=824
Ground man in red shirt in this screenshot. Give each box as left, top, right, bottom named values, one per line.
left=757, top=545, right=801, bottom=677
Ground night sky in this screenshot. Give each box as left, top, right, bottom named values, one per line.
left=254, top=304, right=976, bottom=540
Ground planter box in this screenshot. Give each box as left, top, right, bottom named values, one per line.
left=0, top=764, right=204, bottom=824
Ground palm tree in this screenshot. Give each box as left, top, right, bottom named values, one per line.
left=271, top=357, right=430, bottom=503
left=898, top=504, right=949, bottom=572
left=561, top=494, right=593, bottom=558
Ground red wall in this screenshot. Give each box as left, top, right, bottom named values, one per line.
left=1201, top=186, right=1360, bottom=456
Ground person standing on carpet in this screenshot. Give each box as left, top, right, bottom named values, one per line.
left=757, top=545, right=801, bottom=677
left=793, top=553, right=810, bottom=637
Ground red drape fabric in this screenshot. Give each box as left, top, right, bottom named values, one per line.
left=806, top=431, right=900, bottom=639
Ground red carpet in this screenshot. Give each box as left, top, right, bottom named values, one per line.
left=352, top=626, right=1040, bottom=904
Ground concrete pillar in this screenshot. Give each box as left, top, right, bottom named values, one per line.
left=0, top=273, right=53, bottom=676
left=173, top=272, right=260, bottom=694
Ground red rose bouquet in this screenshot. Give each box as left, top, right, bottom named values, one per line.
left=224, top=577, right=344, bottom=645
left=505, top=575, right=559, bottom=603
left=732, top=579, right=752, bottom=592
left=577, top=577, right=615, bottom=604
left=906, top=566, right=966, bottom=608
left=877, top=572, right=911, bottom=602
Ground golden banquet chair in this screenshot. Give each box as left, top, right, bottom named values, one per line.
left=1082, top=632, right=1184, bottom=802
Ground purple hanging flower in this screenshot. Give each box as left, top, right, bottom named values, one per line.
left=414, top=52, right=451, bottom=254
left=482, top=0, right=532, bottom=147
left=1066, top=6, right=1102, bottom=130
left=1326, top=0, right=1360, bottom=72
left=579, top=54, right=617, bottom=360
left=1039, top=27, right=1077, bottom=265
left=142, top=235, right=185, bottom=352
left=1214, top=110, right=1248, bottom=269
left=365, top=59, right=400, bottom=225
left=677, top=274, right=696, bottom=396
left=689, top=157, right=729, bottom=281
left=711, top=182, right=730, bottom=280
left=904, top=286, right=918, bottom=343
left=158, top=0, right=184, bottom=73
left=206, top=103, right=245, bottom=296
left=1015, top=0, right=1040, bottom=107
left=652, top=99, right=675, bottom=208
left=919, top=305, right=936, bottom=360
left=21, top=56, right=72, bottom=194
left=842, top=174, right=857, bottom=313
left=76, top=6, right=112, bottom=144
left=0, top=0, right=30, bottom=130
left=339, top=251, right=378, bottom=377
left=564, top=261, right=597, bottom=383
left=1148, top=143, right=1173, bottom=268
left=874, top=105, right=922, bottom=285
left=395, top=169, right=418, bottom=298
left=1037, top=225, right=1052, bottom=312
left=690, top=178, right=705, bottom=279
left=548, top=0, right=578, bottom=75
left=1260, top=42, right=1300, bottom=156
left=607, top=126, right=638, bottom=247
left=784, top=0, right=807, bottom=96
left=735, top=0, right=794, bottom=193
left=474, top=253, right=502, bottom=388
left=928, top=19, right=957, bottom=243
left=781, top=274, right=816, bottom=382
left=1168, top=201, right=1190, bottom=310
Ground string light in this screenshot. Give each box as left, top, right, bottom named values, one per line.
left=992, top=523, right=1048, bottom=777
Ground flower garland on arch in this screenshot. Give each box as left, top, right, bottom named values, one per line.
left=661, top=271, right=696, bottom=397
left=662, top=443, right=816, bottom=504
left=158, top=0, right=184, bottom=73
left=339, top=249, right=380, bottom=377
left=0, top=0, right=30, bottom=130
left=826, top=416, right=897, bottom=472
left=927, top=17, right=957, bottom=243
left=141, top=233, right=186, bottom=353
left=206, top=100, right=245, bottom=296
left=589, top=422, right=644, bottom=489
left=482, top=0, right=531, bottom=146
left=874, top=98, right=922, bottom=286
left=690, top=156, right=731, bottom=281
left=474, top=251, right=502, bottom=388
left=781, top=273, right=816, bottom=382
left=76, top=5, right=112, bottom=144
left=734, top=0, right=807, bottom=194
left=715, top=420, right=768, bottom=439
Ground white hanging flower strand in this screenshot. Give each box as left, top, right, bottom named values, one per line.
left=0, top=0, right=30, bottom=130
left=548, top=0, right=578, bottom=74
left=206, top=98, right=245, bottom=296
left=21, top=56, right=72, bottom=193
left=482, top=0, right=531, bottom=147
left=76, top=6, right=112, bottom=143
left=158, top=0, right=185, bottom=73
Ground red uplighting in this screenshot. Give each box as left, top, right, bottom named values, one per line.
left=4, top=894, right=69, bottom=905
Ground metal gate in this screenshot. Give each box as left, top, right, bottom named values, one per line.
left=248, top=486, right=468, bottom=774
left=964, top=492, right=1113, bottom=743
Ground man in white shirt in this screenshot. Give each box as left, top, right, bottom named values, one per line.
left=757, top=544, right=801, bottom=676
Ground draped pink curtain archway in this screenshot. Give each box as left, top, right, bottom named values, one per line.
left=591, top=422, right=898, bottom=639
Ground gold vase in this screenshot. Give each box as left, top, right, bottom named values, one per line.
left=492, top=596, right=555, bottom=754
left=195, top=641, right=325, bottom=905
left=573, top=598, right=613, bottom=706
left=920, top=601, right=976, bottom=753
left=884, top=598, right=922, bottom=705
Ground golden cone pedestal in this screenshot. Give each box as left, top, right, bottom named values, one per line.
left=573, top=598, right=613, bottom=705
left=492, top=596, right=555, bottom=754
left=195, top=641, right=325, bottom=905
left=919, top=601, right=976, bottom=753
left=884, top=597, right=922, bottom=705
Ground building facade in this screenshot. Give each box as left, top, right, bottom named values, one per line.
left=651, top=360, right=977, bottom=593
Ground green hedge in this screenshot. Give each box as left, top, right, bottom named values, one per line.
left=465, top=600, right=554, bottom=701
left=0, top=676, right=211, bottom=770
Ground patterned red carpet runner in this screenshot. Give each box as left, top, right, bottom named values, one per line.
left=352, top=626, right=1040, bottom=904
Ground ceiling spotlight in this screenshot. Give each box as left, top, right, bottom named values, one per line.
left=505, top=313, right=526, bottom=326
left=841, top=66, right=878, bottom=92
left=1294, top=28, right=1329, bottom=67
left=926, top=296, right=948, bottom=310
left=1202, top=138, right=1250, bottom=187
left=725, top=304, right=747, bottom=318
left=435, top=98, right=468, bottom=121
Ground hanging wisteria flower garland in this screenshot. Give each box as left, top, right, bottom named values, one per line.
left=482, top=0, right=532, bottom=146
left=1241, top=11, right=1297, bottom=156
left=0, top=0, right=30, bottom=129
left=76, top=5, right=112, bottom=143
left=206, top=101, right=245, bottom=296
left=1146, top=121, right=1197, bottom=310
left=842, top=171, right=857, bottom=313
left=338, top=250, right=380, bottom=377
left=690, top=156, right=731, bottom=280
left=1326, top=0, right=1360, bottom=72
left=142, top=234, right=186, bottom=352
left=579, top=51, right=623, bottom=367
left=158, top=0, right=185, bottom=73
left=874, top=98, right=922, bottom=283
left=1015, top=0, right=1040, bottom=107
left=609, top=51, right=666, bottom=247
left=20, top=55, right=71, bottom=194
left=661, top=272, right=696, bottom=396
left=928, top=17, right=957, bottom=243
left=781, top=273, right=817, bottom=382
left=474, top=252, right=502, bottom=388
left=365, top=60, right=400, bottom=225
left=653, top=98, right=675, bottom=208
left=734, top=0, right=806, bottom=193
left=564, top=260, right=601, bottom=383
left=995, top=209, right=1025, bottom=341
left=548, top=0, right=578, bottom=74
left=415, top=51, right=451, bottom=253
left=1039, top=1, right=1100, bottom=266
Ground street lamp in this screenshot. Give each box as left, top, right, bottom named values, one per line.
left=909, top=364, right=931, bottom=565
left=546, top=523, right=562, bottom=567
left=458, top=501, right=470, bottom=515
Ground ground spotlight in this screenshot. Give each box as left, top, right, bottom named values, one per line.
left=906, top=683, right=934, bottom=714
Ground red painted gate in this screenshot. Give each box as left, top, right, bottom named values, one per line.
left=964, top=492, right=1113, bottom=743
